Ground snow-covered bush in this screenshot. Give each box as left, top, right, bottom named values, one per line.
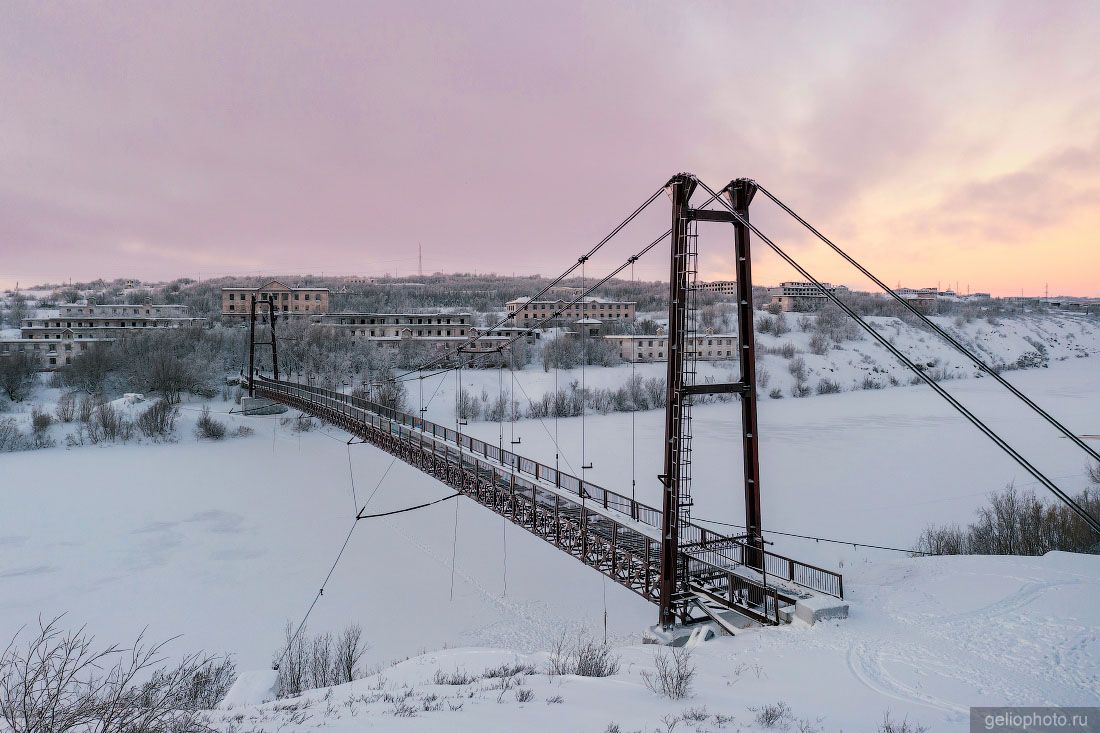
left=816, top=379, right=841, bottom=395
left=194, top=407, right=226, bottom=440
left=641, top=646, right=694, bottom=699
left=432, top=668, right=479, bottom=686
left=61, top=345, right=116, bottom=394
left=813, top=303, right=863, bottom=342
left=1012, top=350, right=1047, bottom=369
left=547, top=633, right=620, bottom=678
left=763, top=342, right=798, bottom=359
left=77, top=394, right=98, bottom=424
left=69, top=402, right=136, bottom=445
left=913, top=485, right=1100, bottom=556
left=859, top=375, right=884, bottom=390
left=756, top=314, right=790, bottom=336
left=55, top=392, right=77, bottom=422
left=137, top=399, right=179, bottom=439
left=30, top=407, right=55, bottom=449
left=0, top=418, right=29, bottom=452
left=751, top=700, right=794, bottom=729
left=788, top=357, right=807, bottom=382
left=140, top=656, right=237, bottom=712
left=541, top=337, right=621, bottom=370
left=483, top=662, right=536, bottom=679
left=878, top=712, right=928, bottom=733
left=809, top=333, right=830, bottom=355
left=0, top=616, right=232, bottom=733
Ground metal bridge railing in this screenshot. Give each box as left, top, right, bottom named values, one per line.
left=254, top=376, right=843, bottom=600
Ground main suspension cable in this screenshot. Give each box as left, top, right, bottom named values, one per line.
left=755, top=183, right=1100, bottom=468
left=694, top=178, right=1100, bottom=536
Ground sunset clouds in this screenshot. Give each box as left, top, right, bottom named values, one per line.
left=2, top=2, right=1098, bottom=294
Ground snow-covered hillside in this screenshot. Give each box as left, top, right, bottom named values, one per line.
left=432, top=312, right=1100, bottom=426
left=203, top=551, right=1100, bottom=732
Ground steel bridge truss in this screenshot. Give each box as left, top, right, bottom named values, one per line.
left=253, top=376, right=843, bottom=627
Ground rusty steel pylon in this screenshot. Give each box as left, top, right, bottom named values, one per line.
left=657, top=174, right=762, bottom=629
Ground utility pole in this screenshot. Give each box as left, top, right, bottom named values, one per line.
left=419, top=243, right=423, bottom=278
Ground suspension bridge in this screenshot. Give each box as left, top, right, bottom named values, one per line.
left=245, top=173, right=1100, bottom=638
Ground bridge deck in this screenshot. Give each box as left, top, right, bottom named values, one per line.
left=254, top=376, right=843, bottom=626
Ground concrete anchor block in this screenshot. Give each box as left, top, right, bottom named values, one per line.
left=793, top=595, right=849, bottom=625
left=239, top=397, right=288, bottom=416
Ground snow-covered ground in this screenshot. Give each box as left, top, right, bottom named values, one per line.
left=1, top=316, right=1098, bottom=731
left=202, top=550, right=1100, bottom=732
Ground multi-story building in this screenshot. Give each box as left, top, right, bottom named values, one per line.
left=19, top=301, right=205, bottom=341
left=695, top=280, right=738, bottom=295
left=505, top=297, right=636, bottom=324
left=311, top=313, right=542, bottom=357
left=894, top=287, right=938, bottom=310
left=3, top=300, right=203, bottom=369
left=0, top=336, right=114, bottom=369
left=221, top=280, right=330, bottom=319
left=604, top=328, right=738, bottom=362
left=768, top=282, right=846, bottom=311
left=470, top=325, right=542, bottom=344
left=314, top=312, right=472, bottom=339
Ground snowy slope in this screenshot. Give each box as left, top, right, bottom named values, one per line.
left=206, top=552, right=1099, bottom=732
left=428, top=312, right=1099, bottom=425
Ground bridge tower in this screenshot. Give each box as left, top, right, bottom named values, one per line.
left=247, top=298, right=280, bottom=396
left=657, top=175, right=763, bottom=629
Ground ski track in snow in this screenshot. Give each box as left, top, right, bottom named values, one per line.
left=838, top=558, right=1100, bottom=715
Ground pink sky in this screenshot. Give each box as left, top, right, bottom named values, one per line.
left=2, top=2, right=1099, bottom=295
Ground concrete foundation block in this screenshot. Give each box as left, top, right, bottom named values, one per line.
left=239, top=397, right=288, bottom=416
left=793, top=595, right=849, bottom=625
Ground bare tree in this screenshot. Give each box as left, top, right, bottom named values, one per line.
left=61, top=346, right=116, bottom=395
left=307, top=633, right=334, bottom=691
left=334, top=624, right=366, bottom=685
left=0, top=353, right=36, bottom=401
left=274, top=622, right=308, bottom=698
left=0, top=615, right=229, bottom=733
left=273, top=623, right=367, bottom=697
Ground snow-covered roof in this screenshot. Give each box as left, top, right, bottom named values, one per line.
left=507, top=296, right=633, bottom=305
